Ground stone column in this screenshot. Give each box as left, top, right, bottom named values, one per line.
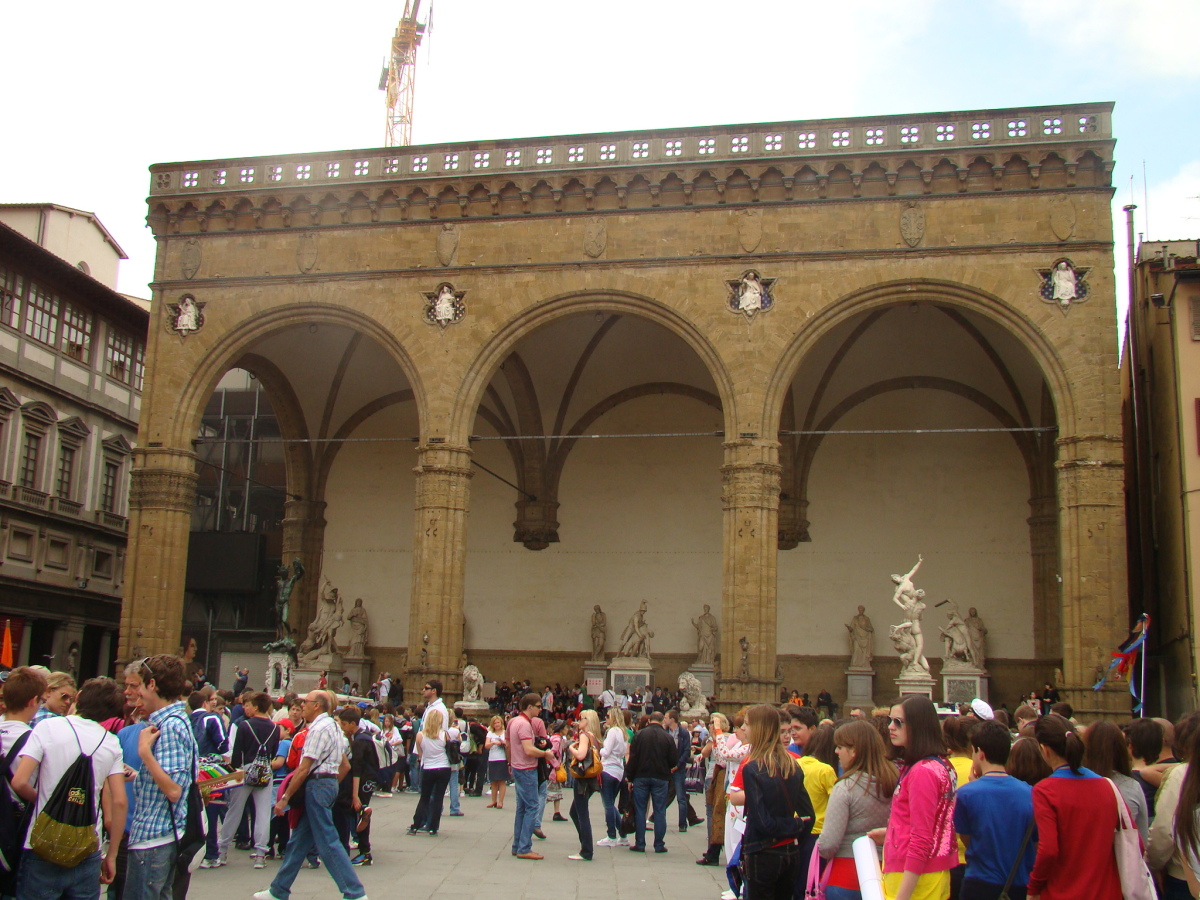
left=718, top=439, right=781, bottom=709
left=280, top=498, right=328, bottom=637
left=1028, top=494, right=1062, bottom=661
left=117, top=447, right=198, bottom=663
left=1055, top=434, right=1128, bottom=716
left=405, top=444, right=472, bottom=698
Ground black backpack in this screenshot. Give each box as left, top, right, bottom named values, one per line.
left=28, top=725, right=104, bottom=868
left=0, top=730, right=31, bottom=888
left=168, top=715, right=207, bottom=872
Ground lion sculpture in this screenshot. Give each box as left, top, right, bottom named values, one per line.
left=678, top=671, right=707, bottom=717
left=462, top=663, right=483, bottom=703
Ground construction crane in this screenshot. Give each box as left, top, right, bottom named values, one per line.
left=378, top=0, right=427, bottom=147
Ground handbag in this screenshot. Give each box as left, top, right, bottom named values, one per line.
left=1106, top=777, right=1155, bottom=900
left=684, top=760, right=705, bottom=794
left=568, top=738, right=602, bottom=779
left=554, top=759, right=568, bottom=784
left=803, top=841, right=833, bottom=900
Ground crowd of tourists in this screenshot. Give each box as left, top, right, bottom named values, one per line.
left=3, top=658, right=1200, bottom=900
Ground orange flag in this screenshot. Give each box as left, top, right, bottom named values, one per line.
left=1, top=619, right=13, bottom=668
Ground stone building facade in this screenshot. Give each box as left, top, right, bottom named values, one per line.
left=124, top=103, right=1128, bottom=713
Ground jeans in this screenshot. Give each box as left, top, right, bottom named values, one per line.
left=959, top=880, right=1027, bottom=900
left=203, top=803, right=224, bottom=860
left=18, top=850, right=103, bottom=900
left=533, top=774, right=549, bottom=829
left=449, top=766, right=461, bottom=814
left=218, top=784, right=273, bottom=855
left=124, top=843, right=176, bottom=900
left=407, top=752, right=421, bottom=791
left=269, top=777, right=365, bottom=900
left=511, top=767, right=540, bottom=855
left=632, top=776, right=669, bottom=851
left=569, top=785, right=594, bottom=858
left=600, top=773, right=622, bottom=840
left=413, top=767, right=452, bottom=833
left=742, top=842, right=802, bottom=900
left=825, top=888, right=862, bottom=900
left=665, top=767, right=688, bottom=828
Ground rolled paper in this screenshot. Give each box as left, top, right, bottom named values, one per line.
left=853, top=834, right=886, bottom=900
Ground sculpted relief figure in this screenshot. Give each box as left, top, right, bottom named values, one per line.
left=890, top=557, right=930, bottom=675
left=965, top=607, right=988, bottom=670
left=617, top=600, right=653, bottom=659
left=692, top=604, right=718, bottom=666
left=346, top=598, right=369, bottom=658
left=846, top=605, right=874, bottom=669
left=590, top=605, right=607, bottom=660
left=1050, top=261, right=1077, bottom=305
left=738, top=272, right=764, bottom=313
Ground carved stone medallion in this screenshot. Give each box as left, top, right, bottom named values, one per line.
left=297, top=232, right=318, bottom=274
left=899, top=201, right=925, bottom=248
left=726, top=270, right=776, bottom=320
left=166, top=294, right=206, bottom=337
left=737, top=209, right=762, bottom=253
left=1049, top=196, right=1076, bottom=241
left=436, top=223, right=459, bottom=266
left=1037, top=258, right=1090, bottom=313
left=423, top=282, right=466, bottom=328
left=583, top=217, right=607, bottom=258
left=180, top=238, right=201, bottom=280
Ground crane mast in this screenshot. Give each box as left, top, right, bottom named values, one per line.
left=380, top=0, right=426, bottom=147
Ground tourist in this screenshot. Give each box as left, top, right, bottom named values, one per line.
left=625, top=711, right=676, bottom=853
left=335, top=707, right=377, bottom=866
left=1168, top=724, right=1200, bottom=900
left=267, top=719, right=293, bottom=861
left=407, top=708, right=456, bottom=836
left=12, top=677, right=128, bottom=900
left=485, top=715, right=508, bottom=809
left=1025, top=715, right=1122, bottom=900
left=507, top=693, right=552, bottom=860
left=597, top=705, right=628, bottom=848
left=874, top=695, right=958, bottom=900
left=695, top=711, right=734, bottom=866
left=1013, top=704, right=1038, bottom=736
left=254, top=691, right=365, bottom=900
left=124, top=655, right=198, bottom=900
left=0, top=666, right=46, bottom=897
left=445, top=706, right=469, bottom=818
left=463, top=714, right=488, bottom=797
left=943, top=716, right=976, bottom=897
left=30, top=671, right=76, bottom=728
left=789, top=707, right=837, bottom=889
left=566, top=709, right=602, bottom=861
left=215, top=692, right=280, bottom=868
left=545, top=720, right=568, bottom=822
left=728, top=704, right=814, bottom=899
left=1005, top=737, right=1052, bottom=786
left=1125, top=717, right=1164, bottom=816
left=1082, top=720, right=1148, bottom=842
left=818, top=719, right=896, bottom=900
left=1145, top=714, right=1200, bottom=900
left=952, top=720, right=1036, bottom=900
left=663, top=709, right=693, bottom=832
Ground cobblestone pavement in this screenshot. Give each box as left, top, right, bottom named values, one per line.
left=186, top=786, right=727, bottom=900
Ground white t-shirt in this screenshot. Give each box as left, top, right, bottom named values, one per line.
left=20, top=716, right=124, bottom=849
left=0, top=718, right=32, bottom=759
left=487, top=731, right=507, bottom=762
left=419, top=727, right=459, bottom=770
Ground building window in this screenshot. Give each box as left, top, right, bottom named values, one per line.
left=23, top=282, right=59, bottom=346
left=92, top=550, right=114, bottom=579
left=100, top=461, right=120, bottom=513
left=0, top=263, right=23, bottom=328
left=60, top=303, right=92, bottom=361
left=45, top=538, right=69, bottom=569
left=56, top=444, right=74, bottom=499
left=19, top=433, right=40, bottom=489
left=106, top=328, right=144, bottom=388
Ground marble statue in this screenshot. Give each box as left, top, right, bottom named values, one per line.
left=346, top=598, right=369, bottom=657
left=1050, top=261, right=1077, bottom=306
left=462, top=663, right=483, bottom=703
left=274, top=558, right=304, bottom=641
left=678, top=671, right=707, bottom=716
left=433, top=284, right=457, bottom=324
left=298, top=576, right=344, bottom=664
left=889, top=624, right=925, bottom=675
left=692, top=604, right=718, bottom=666
left=890, top=556, right=929, bottom=674
left=590, top=605, right=607, bottom=660
left=846, top=605, right=874, bottom=669
left=938, top=600, right=971, bottom=664
left=617, top=600, right=653, bottom=659
left=738, top=273, right=764, bottom=313
left=738, top=635, right=750, bottom=680
left=966, top=607, right=988, bottom=670
left=173, top=296, right=201, bottom=334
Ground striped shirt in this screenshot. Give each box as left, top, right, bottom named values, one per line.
left=302, top=713, right=347, bottom=776
left=129, top=701, right=198, bottom=848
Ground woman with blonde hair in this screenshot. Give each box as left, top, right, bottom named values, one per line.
left=567, top=709, right=603, bottom=860
left=729, top=704, right=814, bottom=898
left=484, top=714, right=508, bottom=809
left=597, top=705, right=629, bottom=847
left=818, top=719, right=897, bottom=900
left=697, top=712, right=732, bottom=865
left=407, top=708, right=458, bottom=836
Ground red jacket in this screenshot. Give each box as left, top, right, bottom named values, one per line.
left=1026, top=769, right=1122, bottom=900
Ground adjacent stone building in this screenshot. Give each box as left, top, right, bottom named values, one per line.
left=123, top=103, right=1129, bottom=714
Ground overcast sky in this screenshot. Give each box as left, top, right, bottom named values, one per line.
left=4, top=0, right=1198, bottom=327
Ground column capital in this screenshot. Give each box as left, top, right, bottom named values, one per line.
left=129, top=467, right=198, bottom=514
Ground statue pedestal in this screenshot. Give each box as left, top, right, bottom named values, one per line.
left=583, top=661, right=609, bottom=696
left=941, top=662, right=988, bottom=705
left=608, top=656, right=654, bottom=695
left=844, top=667, right=875, bottom=710
left=688, top=664, right=715, bottom=697
left=895, top=671, right=936, bottom=700
left=292, top=651, right=343, bottom=695
left=341, top=655, right=374, bottom=696
left=457, top=700, right=492, bottom=723
left=265, top=651, right=295, bottom=694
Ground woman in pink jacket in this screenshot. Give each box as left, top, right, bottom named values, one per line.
left=874, top=696, right=958, bottom=900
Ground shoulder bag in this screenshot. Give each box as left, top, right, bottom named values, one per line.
left=1106, top=777, right=1156, bottom=900
left=997, top=814, right=1035, bottom=900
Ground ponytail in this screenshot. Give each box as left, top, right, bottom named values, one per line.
left=1063, top=731, right=1085, bottom=774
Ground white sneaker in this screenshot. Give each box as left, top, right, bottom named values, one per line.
left=617, top=837, right=630, bottom=846
left=252, top=855, right=266, bottom=869
left=596, top=837, right=616, bottom=848
left=373, top=792, right=393, bottom=798
left=199, top=858, right=220, bottom=869
left=252, top=892, right=283, bottom=900
left=720, top=892, right=738, bottom=900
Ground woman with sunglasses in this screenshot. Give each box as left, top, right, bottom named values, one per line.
left=873, top=696, right=958, bottom=900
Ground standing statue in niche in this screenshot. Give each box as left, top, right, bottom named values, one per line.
left=738, top=636, right=751, bottom=680
left=274, top=558, right=305, bottom=641
left=965, top=607, right=988, bottom=670
left=1050, top=261, right=1077, bottom=306
left=298, top=577, right=344, bottom=664
left=617, top=600, right=653, bottom=659
left=590, top=605, right=607, bottom=660
left=692, top=604, right=718, bottom=666
left=846, top=605, right=874, bottom=669
left=346, top=598, right=369, bottom=658
left=937, top=600, right=972, bottom=664
left=890, top=556, right=929, bottom=675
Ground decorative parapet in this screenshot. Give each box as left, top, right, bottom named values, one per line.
left=146, top=103, right=1115, bottom=235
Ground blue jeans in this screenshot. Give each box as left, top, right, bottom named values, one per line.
left=632, top=776, right=669, bottom=851
left=270, top=777, right=365, bottom=900
left=534, top=774, right=549, bottom=829
left=600, top=773, right=622, bottom=840
left=449, top=766, right=461, bottom=814
left=825, top=888, right=862, bottom=900
left=18, top=850, right=102, bottom=900
left=666, top=767, right=688, bottom=828
left=407, top=753, right=421, bottom=791
left=511, top=767, right=540, bottom=855
left=124, top=843, right=175, bottom=900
